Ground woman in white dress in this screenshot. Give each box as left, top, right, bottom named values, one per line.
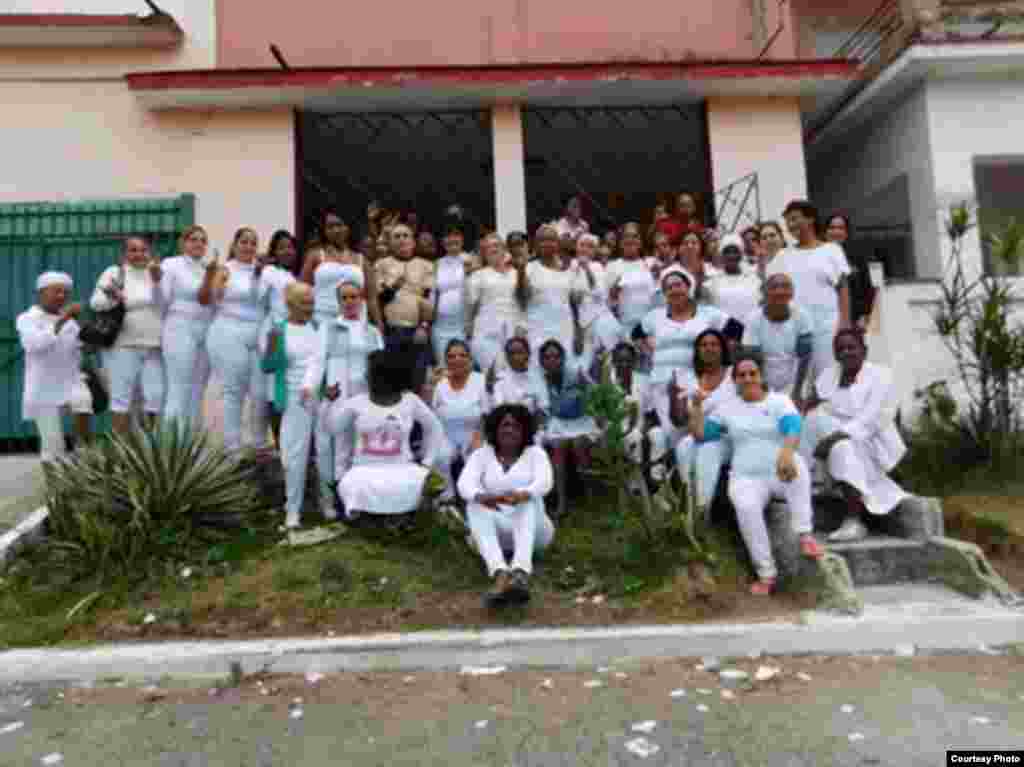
left=741, top=273, right=814, bottom=399
left=767, top=201, right=851, bottom=379
left=537, top=338, right=597, bottom=518
left=802, top=328, right=908, bottom=542
left=260, top=283, right=323, bottom=529
left=316, top=276, right=385, bottom=517
left=458, top=403, right=555, bottom=608
left=90, top=236, right=165, bottom=433
left=431, top=221, right=475, bottom=366
left=466, top=234, right=525, bottom=375
left=517, top=224, right=582, bottom=361
left=606, top=222, right=656, bottom=335
left=162, top=225, right=215, bottom=429
left=323, top=350, right=447, bottom=521
left=201, top=227, right=269, bottom=451
left=573, top=233, right=621, bottom=356
left=669, top=329, right=738, bottom=515
left=705, top=234, right=762, bottom=350
left=690, top=353, right=825, bottom=595
left=432, top=339, right=488, bottom=508
left=635, top=268, right=731, bottom=446
left=302, top=209, right=381, bottom=329
left=260, top=230, right=299, bottom=448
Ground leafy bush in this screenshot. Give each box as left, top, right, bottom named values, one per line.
left=28, top=424, right=279, bottom=584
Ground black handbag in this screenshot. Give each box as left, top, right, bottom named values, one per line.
left=79, top=266, right=125, bottom=348
left=80, top=360, right=109, bottom=415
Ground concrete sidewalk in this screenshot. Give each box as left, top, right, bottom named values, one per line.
left=1, top=584, right=1021, bottom=684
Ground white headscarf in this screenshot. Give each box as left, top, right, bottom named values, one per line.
left=36, top=271, right=72, bottom=291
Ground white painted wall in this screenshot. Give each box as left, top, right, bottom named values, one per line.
left=706, top=97, right=808, bottom=225
left=0, top=81, right=294, bottom=255
left=491, top=104, right=527, bottom=237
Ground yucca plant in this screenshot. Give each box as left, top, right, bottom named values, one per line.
left=35, top=423, right=279, bottom=583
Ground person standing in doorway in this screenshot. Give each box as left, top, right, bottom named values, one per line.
left=825, top=213, right=876, bottom=330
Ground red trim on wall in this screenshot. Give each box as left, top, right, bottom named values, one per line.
left=0, top=14, right=158, bottom=27
left=127, top=59, right=858, bottom=91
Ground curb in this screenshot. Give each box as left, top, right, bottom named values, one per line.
left=1, top=590, right=1021, bottom=682
left=0, top=506, right=48, bottom=568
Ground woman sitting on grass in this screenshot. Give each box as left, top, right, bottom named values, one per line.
left=458, top=404, right=555, bottom=608
left=322, top=349, right=448, bottom=525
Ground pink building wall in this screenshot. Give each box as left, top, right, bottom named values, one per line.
left=215, top=0, right=764, bottom=69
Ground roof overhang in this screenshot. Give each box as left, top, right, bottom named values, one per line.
left=809, top=40, right=1024, bottom=151
left=126, top=60, right=859, bottom=112
left=0, top=12, right=182, bottom=49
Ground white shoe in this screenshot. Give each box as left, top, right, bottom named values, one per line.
left=827, top=517, right=867, bottom=542
left=285, top=510, right=301, bottom=530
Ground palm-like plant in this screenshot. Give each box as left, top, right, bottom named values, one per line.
left=35, top=423, right=279, bottom=582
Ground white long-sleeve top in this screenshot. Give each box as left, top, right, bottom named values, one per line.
left=161, top=255, right=215, bottom=322
left=320, top=318, right=384, bottom=401
left=457, top=444, right=554, bottom=504
left=257, top=320, right=323, bottom=397
left=259, top=265, right=297, bottom=326
left=90, top=264, right=165, bottom=348
left=17, top=305, right=82, bottom=419
left=324, top=392, right=447, bottom=474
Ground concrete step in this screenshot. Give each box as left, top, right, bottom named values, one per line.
left=827, top=536, right=933, bottom=586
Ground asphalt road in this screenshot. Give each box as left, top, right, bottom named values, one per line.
left=1, top=653, right=1022, bottom=766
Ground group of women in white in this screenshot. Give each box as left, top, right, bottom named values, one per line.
left=18, top=197, right=909, bottom=603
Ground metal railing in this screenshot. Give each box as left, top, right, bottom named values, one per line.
left=712, top=173, right=761, bottom=234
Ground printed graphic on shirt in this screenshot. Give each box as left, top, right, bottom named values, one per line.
left=360, top=416, right=404, bottom=457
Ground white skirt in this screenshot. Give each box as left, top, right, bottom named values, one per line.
left=338, top=463, right=429, bottom=515
left=542, top=415, right=598, bottom=443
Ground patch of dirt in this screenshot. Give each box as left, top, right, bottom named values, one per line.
left=63, top=654, right=1024, bottom=716
left=944, top=495, right=1024, bottom=591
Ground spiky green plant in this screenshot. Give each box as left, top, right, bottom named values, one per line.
left=34, top=423, right=279, bottom=583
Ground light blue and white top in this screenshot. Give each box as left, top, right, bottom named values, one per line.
left=313, top=257, right=364, bottom=322
left=702, top=392, right=801, bottom=479
left=162, top=255, right=215, bottom=322
left=765, top=242, right=850, bottom=331
left=741, top=305, right=814, bottom=394
left=640, top=304, right=730, bottom=385
left=432, top=371, right=488, bottom=454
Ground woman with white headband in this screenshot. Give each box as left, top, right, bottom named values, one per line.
left=261, top=282, right=323, bottom=529
left=201, top=227, right=269, bottom=451
left=162, top=225, right=215, bottom=429
left=17, top=272, right=91, bottom=461
left=90, top=235, right=165, bottom=433
left=314, top=275, right=384, bottom=518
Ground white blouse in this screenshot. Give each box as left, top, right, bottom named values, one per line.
left=466, top=267, right=524, bottom=335
left=432, top=371, right=488, bottom=451
left=434, top=254, right=471, bottom=328
left=91, top=264, right=165, bottom=348
left=217, top=261, right=266, bottom=324
left=162, top=255, right=215, bottom=322
left=457, top=444, right=554, bottom=504
left=766, top=242, right=850, bottom=318
left=17, top=305, right=82, bottom=419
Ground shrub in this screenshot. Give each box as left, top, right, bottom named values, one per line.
left=28, top=423, right=279, bottom=584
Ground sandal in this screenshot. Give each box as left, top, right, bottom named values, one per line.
left=750, top=577, right=777, bottom=596
left=799, top=534, right=825, bottom=559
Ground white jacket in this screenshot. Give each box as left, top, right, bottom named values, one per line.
left=17, top=305, right=82, bottom=419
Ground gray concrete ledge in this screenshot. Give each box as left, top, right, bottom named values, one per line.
left=0, top=585, right=1020, bottom=683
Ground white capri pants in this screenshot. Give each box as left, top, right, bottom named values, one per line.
left=206, top=315, right=267, bottom=451
left=467, top=498, right=555, bottom=576
left=33, top=379, right=93, bottom=461
left=162, top=314, right=211, bottom=429
left=727, top=454, right=814, bottom=580
left=103, top=347, right=164, bottom=414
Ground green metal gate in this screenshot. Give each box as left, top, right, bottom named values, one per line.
left=0, top=196, right=195, bottom=447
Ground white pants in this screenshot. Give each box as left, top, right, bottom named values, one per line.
left=206, top=316, right=267, bottom=451
left=728, top=455, right=813, bottom=580
left=34, top=410, right=67, bottom=462
left=103, top=347, right=164, bottom=414
left=652, top=382, right=684, bottom=445
left=281, top=396, right=317, bottom=520
left=315, top=417, right=337, bottom=509
left=467, top=499, right=555, bottom=576
left=808, top=308, right=840, bottom=384
left=162, top=315, right=211, bottom=429
left=676, top=436, right=729, bottom=511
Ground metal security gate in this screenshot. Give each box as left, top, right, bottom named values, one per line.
left=298, top=111, right=494, bottom=242
left=522, top=105, right=711, bottom=234
left=0, top=196, right=195, bottom=447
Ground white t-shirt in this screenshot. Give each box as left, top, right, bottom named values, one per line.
left=327, top=392, right=443, bottom=469
left=525, top=261, right=578, bottom=349
left=434, top=254, right=471, bottom=329
left=765, top=242, right=850, bottom=318
left=91, top=265, right=164, bottom=348
left=707, top=392, right=801, bottom=479
left=466, top=267, right=524, bottom=336
left=741, top=305, right=815, bottom=393
left=162, top=255, right=215, bottom=321
left=605, top=258, right=656, bottom=331
left=641, top=304, right=730, bottom=384
left=706, top=271, right=762, bottom=328
left=432, top=371, right=488, bottom=453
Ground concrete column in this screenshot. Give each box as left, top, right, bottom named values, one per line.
left=491, top=104, right=527, bottom=237
left=706, top=96, right=808, bottom=229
